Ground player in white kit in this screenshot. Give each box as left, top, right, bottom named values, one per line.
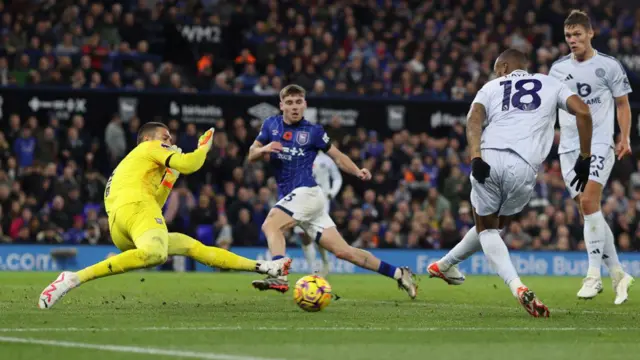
left=548, top=10, right=634, bottom=304
left=427, top=49, right=594, bottom=317
left=295, top=150, right=343, bottom=277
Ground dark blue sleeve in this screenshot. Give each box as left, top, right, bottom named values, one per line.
left=255, top=118, right=271, bottom=144
left=312, top=125, right=331, bottom=152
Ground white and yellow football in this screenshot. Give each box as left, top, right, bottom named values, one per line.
left=293, top=275, right=332, bottom=312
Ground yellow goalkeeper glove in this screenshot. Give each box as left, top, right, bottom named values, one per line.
left=198, top=128, right=215, bottom=152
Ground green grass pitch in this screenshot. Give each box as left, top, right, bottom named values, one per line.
left=0, top=272, right=639, bottom=360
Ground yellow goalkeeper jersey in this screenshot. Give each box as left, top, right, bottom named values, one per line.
left=104, top=140, right=207, bottom=213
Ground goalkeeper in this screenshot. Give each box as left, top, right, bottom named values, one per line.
left=38, top=122, right=291, bottom=309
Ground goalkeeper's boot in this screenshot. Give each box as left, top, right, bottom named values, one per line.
left=427, top=261, right=465, bottom=285
left=252, top=277, right=289, bottom=293
left=517, top=286, right=550, bottom=318
left=397, top=266, right=418, bottom=299
left=37, top=271, right=80, bottom=309
left=577, top=276, right=603, bottom=299
left=256, top=257, right=292, bottom=278
left=612, top=272, right=634, bottom=305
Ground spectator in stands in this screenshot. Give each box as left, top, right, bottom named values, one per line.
left=49, top=195, right=71, bottom=232
left=65, top=187, right=84, bottom=218
left=165, top=180, right=196, bottom=234
left=13, top=127, right=36, bottom=168
left=36, top=223, right=63, bottom=244
left=191, top=194, right=217, bottom=236
left=253, top=75, right=277, bottom=95
left=105, top=114, right=127, bottom=168
left=505, top=222, right=534, bottom=250
left=232, top=208, right=258, bottom=247
left=178, top=124, right=198, bottom=154
left=215, top=214, right=233, bottom=250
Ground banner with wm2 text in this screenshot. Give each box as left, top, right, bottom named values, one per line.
left=2, top=245, right=640, bottom=277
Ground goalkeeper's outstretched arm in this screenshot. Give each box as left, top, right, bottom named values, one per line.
left=148, top=128, right=215, bottom=175
left=155, top=169, right=179, bottom=207
left=165, top=150, right=207, bottom=175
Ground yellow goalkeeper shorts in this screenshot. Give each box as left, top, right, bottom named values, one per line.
left=108, top=202, right=168, bottom=251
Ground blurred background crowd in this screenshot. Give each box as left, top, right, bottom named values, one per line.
left=1, top=0, right=640, bottom=252
left=3, top=112, right=640, bottom=252
left=1, top=0, right=639, bottom=99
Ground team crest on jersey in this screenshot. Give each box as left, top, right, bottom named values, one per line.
left=595, top=68, right=606, bottom=78
left=296, top=131, right=310, bottom=145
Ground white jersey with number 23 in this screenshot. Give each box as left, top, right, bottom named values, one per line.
left=549, top=51, right=632, bottom=154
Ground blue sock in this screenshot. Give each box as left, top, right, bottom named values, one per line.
left=377, top=261, right=398, bottom=279
left=272, top=255, right=284, bottom=261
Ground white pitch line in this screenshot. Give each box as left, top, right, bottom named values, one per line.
left=0, top=336, right=282, bottom=360
left=0, top=326, right=639, bottom=333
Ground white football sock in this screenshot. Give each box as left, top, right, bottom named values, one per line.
left=318, top=245, right=329, bottom=267
left=301, top=242, right=317, bottom=272
left=439, top=226, right=481, bottom=270
left=602, top=222, right=623, bottom=275
left=479, top=229, right=522, bottom=297
left=584, top=211, right=606, bottom=279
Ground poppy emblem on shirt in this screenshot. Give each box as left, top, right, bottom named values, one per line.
left=283, top=131, right=293, bottom=141
left=296, top=131, right=310, bottom=145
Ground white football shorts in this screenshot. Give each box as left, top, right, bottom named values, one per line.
left=470, top=149, right=537, bottom=217
left=275, top=186, right=335, bottom=241
left=559, top=143, right=614, bottom=199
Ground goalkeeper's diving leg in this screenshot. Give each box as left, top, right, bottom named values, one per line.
left=38, top=215, right=291, bottom=309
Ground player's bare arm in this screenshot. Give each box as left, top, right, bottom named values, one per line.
left=326, top=145, right=371, bottom=181
left=466, top=103, right=491, bottom=184
left=466, top=103, right=485, bottom=160
left=615, top=95, right=632, bottom=159
left=565, top=94, right=593, bottom=157
left=247, top=140, right=283, bottom=162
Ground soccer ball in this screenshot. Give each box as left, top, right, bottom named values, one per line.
left=293, top=275, right=332, bottom=312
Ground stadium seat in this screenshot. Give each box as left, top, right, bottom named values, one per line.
left=196, top=225, right=215, bottom=246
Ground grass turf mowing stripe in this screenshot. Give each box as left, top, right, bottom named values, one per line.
left=0, top=336, right=284, bottom=360
left=1, top=326, right=639, bottom=332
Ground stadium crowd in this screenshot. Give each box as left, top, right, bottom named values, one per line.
left=0, top=0, right=640, bottom=252
left=0, top=0, right=639, bottom=99
left=1, top=111, right=640, bottom=252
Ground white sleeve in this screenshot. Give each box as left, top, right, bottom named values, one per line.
left=328, top=158, right=343, bottom=199
left=472, top=84, right=491, bottom=109
left=608, top=61, right=633, bottom=97
left=556, top=82, right=576, bottom=112
left=548, top=64, right=562, bottom=81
